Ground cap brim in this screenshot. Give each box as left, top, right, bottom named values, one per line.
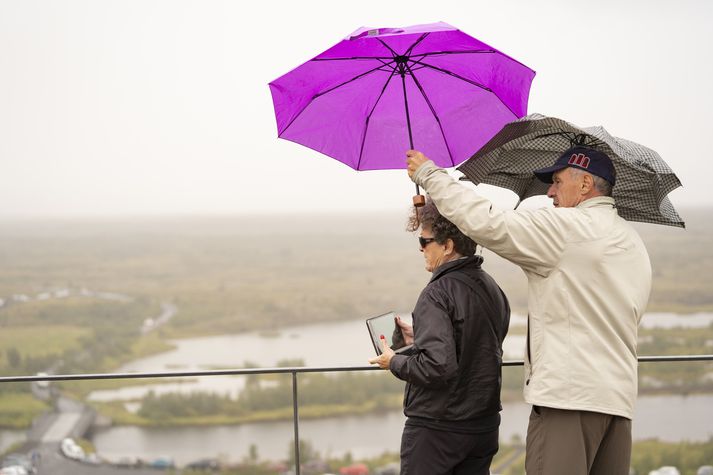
left=532, top=164, right=567, bottom=184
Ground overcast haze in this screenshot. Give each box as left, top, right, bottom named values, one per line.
left=0, top=0, right=711, bottom=218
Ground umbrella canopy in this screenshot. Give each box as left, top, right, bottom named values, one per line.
left=269, top=22, right=535, bottom=171
left=457, top=114, right=685, bottom=228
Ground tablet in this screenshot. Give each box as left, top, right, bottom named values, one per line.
left=366, top=311, right=413, bottom=356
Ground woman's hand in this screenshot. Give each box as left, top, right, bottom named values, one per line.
left=368, top=336, right=395, bottom=369
left=396, top=315, right=414, bottom=346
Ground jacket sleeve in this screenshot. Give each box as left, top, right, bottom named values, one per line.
left=389, top=287, right=458, bottom=387
left=413, top=161, right=569, bottom=276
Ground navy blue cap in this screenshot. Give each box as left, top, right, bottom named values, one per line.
left=533, top=146, right=616, bottom=186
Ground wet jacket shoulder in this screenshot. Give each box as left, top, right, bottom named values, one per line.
left=389, top=256, right=510, bottom=421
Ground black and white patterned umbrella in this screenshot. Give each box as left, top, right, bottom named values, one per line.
left=457, top=114, right=685, bottom=228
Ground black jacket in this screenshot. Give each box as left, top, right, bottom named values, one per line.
left=390, top=255, right=510, bottom=423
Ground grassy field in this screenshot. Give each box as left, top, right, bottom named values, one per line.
left=1, top=208, right=709, bottom=330
left=0, top=392, right=48, bottom=428
left=0, top=324, right=91, bottom=362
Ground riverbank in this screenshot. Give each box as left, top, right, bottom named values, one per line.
left=93, top=396, right=404, bottom=427
left=89, top=394, right=713, bottom=465
left=94, top=386, right=713, bottom=430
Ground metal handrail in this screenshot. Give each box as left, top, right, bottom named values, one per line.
left=2, top=354, right=713, bottom=384
left=2, top=354, right=712, bottom=475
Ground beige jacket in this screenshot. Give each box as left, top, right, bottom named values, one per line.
left=413, top=161, right=651, bottom=419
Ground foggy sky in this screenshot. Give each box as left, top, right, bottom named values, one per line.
left=0, top=0, right=710, bottom=217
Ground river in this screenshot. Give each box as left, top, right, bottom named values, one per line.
left=82, top=312, right=713, bottom=465
left=90, top=394, right=713, bottom=465
left=86, top=311, right=713, bottom=402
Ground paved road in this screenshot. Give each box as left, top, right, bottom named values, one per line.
left=18, top=395, right=176, bottom=474
left=32, top=442, right=175, bottom=475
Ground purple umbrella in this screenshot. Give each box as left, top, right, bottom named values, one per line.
left=269, top=22, right=535, bottom=201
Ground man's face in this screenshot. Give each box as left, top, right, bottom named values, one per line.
left=547, top=167, right=586, bottom=208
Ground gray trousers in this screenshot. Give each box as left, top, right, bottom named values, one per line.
left=525, top=406, right=632, bottom=475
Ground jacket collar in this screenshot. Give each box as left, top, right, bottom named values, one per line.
left=430, top=255, right=483, bottom=282
left=577, top=196, right=616, bottom=210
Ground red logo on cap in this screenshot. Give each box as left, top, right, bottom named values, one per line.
left=568, top=153, right=590, bottom=169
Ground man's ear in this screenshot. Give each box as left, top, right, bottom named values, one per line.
left=582, top=173, right=595, bottom=194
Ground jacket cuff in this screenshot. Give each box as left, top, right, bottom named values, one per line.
left=412, top=160, right=438, bottom=187
left=389, top=353, right=408, bottom=378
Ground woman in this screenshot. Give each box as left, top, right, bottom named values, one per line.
left=369, top=200, right=510, bottom=475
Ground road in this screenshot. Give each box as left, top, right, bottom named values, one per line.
left=18, top=395, right=170, bottom=474
left=31, top=442, right=178, bottom=475
left=20, top=384, right=183, bottom=474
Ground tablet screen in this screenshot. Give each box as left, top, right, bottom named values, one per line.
left=366, top=312, right=413, bottom=355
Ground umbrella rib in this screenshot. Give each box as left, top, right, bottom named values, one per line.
left=417, top=49, right=496, bottom=57
left=536, top=131, right=608, bottom=149
left=404, top=62, right=456, bottom=167
left=376, top=38, right=400, bottom=57
left=310, top=34, right=434, bottom=62
left=313, top=60, right=396, bottom=99
left=411, top=58, right=519, bottom=118
left=417, top=49, right=534, bottom=72
left=311, top=50, right=495, bottom=62
left=357, top=70, right=398, bottom=169
left=411, top=58, right=492, bottom=91
left=404, top=33, right=430, bottom=57
left=312, top=51, right=491, bottom=61
left=311, top=34, right=437, bottom=62
left=280, top=60, right=395, bottom=137
left=312, top=55, right=396, bottom=61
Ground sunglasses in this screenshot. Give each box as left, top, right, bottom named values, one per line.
left=418, top=236, right=437, bottom=249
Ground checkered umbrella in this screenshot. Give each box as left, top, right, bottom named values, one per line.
left=457, top=114, right=685, bottom=228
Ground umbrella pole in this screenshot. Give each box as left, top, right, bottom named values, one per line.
left=401, top=71, right=425, bottom=208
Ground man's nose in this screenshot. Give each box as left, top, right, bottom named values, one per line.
left=546, top=184, right=556, bottom=198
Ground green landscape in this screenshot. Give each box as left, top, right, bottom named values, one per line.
left=0, top=208, right=712, bottom=472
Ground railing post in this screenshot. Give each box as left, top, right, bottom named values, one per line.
left=292, top=371, right=301, bottom=475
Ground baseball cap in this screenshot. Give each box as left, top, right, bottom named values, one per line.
left=533, top=146, right=616, bottom=186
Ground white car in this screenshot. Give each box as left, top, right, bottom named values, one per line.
left=34, top=373, right=49, bottom=389
left=0, top=466, right=29, bottom=475
left=60, top=438, right=85, bottom=461
left=1, top=453, right=34, bottom=475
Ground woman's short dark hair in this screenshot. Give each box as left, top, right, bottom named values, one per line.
left=406, top=200, right=477, bottom=256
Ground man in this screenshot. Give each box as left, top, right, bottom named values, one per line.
left=406, top=146, right=652, bottom=475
